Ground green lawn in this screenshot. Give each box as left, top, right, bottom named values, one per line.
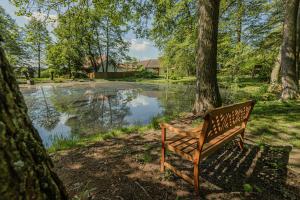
left=248, top=100, right=300, bottom=148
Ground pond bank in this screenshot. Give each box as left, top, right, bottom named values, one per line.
left=52, top=130, right=300, bottom=199
left=17, top=76, right=197, bottom=86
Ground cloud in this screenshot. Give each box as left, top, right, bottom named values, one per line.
left=127, top=95, right=150, bottom=107
left=24, top=12, right=58, bottom=27
left=130, top=39, right=152, bottom=52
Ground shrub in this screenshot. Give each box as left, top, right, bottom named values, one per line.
left=72, top=71, right=88, bottom=79
left=135, top=69, right=158, bottom=78
left=243, top=184, right=253, bottom=192
left=40, top=69, right=50, bottom=78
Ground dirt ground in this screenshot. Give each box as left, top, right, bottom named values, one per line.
left=52, top=130, right=300, bottom=200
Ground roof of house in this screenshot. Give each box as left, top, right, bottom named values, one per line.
left=137, top=59, right=160, bottom=69
left=83, top=55, right=115, bottom=69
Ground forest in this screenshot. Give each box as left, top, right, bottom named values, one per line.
left=0, top=0, right=300, bottom=199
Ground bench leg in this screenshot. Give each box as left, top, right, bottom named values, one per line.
left=193, top=163, right=199, bottom=194
left=161, top=127, right=166, bottom=172
left=238, top=131, right=245, bottom=150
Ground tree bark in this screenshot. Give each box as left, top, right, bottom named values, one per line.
left=269, top=49, right=281, bottom=92
left=93, top=21, right=105, bottom=72
left=236, top=0, right=243, bottom=43
left=105, top=17, right=109, bottom=73
left=0, top=47, right=68, bottom=199
left=38, top=43, right=41, bottom=78
left=281, top=0, right=300, bottom=99
left=296, top=2, right=300, bottom=82
left=68, top=59, right=72, bottom=79
left=193, top=0, right=222, bottom=115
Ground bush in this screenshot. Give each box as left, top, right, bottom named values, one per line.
left=40, top=69, right=50, bottom=78
left=135, top=69, right=158, bottom=79
left=72, top=71, right=88, bottom=79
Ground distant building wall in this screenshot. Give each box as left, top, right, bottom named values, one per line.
left=88, top=72, right=137, bottom=79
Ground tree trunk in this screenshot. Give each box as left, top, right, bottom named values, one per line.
left=106, top=17, right=109, bottom=73
left=269, top=50, right=281, bottom=92
left=281, top=0, right=300, bottom=99
left=193, top=0, right=222, bottom=115
left=87, top=42, right=97, bottom=72
left=94, top=24, right=105, bottom=72
left=0, top=47, right=68, bottom=199
left=236, top=0, right=243, bottom=43
left=296, top=2, right=300, bottom=82
left=68, top=59, right=72, bottom=79
left=38, top=43, right=41, bottom=78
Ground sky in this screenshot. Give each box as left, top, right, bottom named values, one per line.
left=0, top=0, right=160, bottom=61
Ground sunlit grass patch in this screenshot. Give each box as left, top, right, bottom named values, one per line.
left=247, top=100, right=300, bottom=148
left=47, top=125, right=154, bottom=153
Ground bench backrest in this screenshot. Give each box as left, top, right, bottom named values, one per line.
left=201, top=100, right=255, bottom=143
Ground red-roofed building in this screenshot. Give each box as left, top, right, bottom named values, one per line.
left=136, top=59, right=162, bottom=75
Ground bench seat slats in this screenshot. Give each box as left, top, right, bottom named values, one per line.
left=165, top=126, right=243, bottom=162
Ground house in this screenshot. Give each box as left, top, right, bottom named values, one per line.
left=136, top=59, right=162, bottom=75
left=83, top=55, right=125, bottom=72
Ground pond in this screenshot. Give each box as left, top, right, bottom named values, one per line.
left=21, top=82, right=196, bottom=147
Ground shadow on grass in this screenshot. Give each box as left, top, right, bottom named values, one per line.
left=52, top=133, right=300, bottom=200
left=246, top=101, right=300, bottom=148
left=252, top=101, right=300, bottom=121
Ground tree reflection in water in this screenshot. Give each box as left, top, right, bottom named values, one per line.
left=26, top=86, right=61, bottom=131
left=22, top=83, right=195, bottom=145
left=65, top=89, right=136, bottom=136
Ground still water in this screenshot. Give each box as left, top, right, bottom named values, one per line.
left=21, top=82, right=195, bottom=147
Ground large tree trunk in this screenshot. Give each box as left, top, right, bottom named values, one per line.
left=269, top=50, right=281, bottom=92
left=193, top=0, right=222, bottom=115
left=0, top=47, right=68, bottom=199
left=281, top=0, right=300, bottom=99
left=297, top=2, right=300, bottom=82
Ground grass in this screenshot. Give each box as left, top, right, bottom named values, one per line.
left=103, top=76, right=196, bottom=84
left=248, top=100, right=300, bottom=148
left=17, top=77, right=74, bottom=84
left=48, top=125, right=154, bottom=153
left=219, top=75, right=300, bottom=148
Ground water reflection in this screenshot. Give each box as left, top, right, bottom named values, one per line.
left=21, top=82, right=195, bottom=147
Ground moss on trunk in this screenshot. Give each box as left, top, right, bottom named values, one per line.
left=0, top=47, right=68, bottom=199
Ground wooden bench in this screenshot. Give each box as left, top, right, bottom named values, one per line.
left=160, top=100, right=256, bottom=193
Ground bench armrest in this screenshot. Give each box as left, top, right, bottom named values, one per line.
left=160, top=122, right=202, bottom=138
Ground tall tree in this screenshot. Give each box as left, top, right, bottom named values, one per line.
left=297, top=2, right=300, bottom=81
left=149, top=0, right=197, bottom=77
left=193, top=0, right=222, bottom=115
left=0, top=5, right=28, bottom=67
left=24, top=17, right=50, bottom=78
left=281, top=0, right=300, bottom=99
left=269, top=49, right=281, bottom=91
left=236, top=0, right=244, bottom=43
left=0, top=46, right=68, bottom=199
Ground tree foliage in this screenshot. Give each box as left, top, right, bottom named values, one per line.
left=146, top=0, right=285, bottom=80
left=24, top=17, right=50, bottom=77
left=0, top=5, right=28, bottom=68
left=46, top=0, right=132, bottom=75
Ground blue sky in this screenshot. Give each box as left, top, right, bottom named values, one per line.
left=0, top=0, right=160, bottom=60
